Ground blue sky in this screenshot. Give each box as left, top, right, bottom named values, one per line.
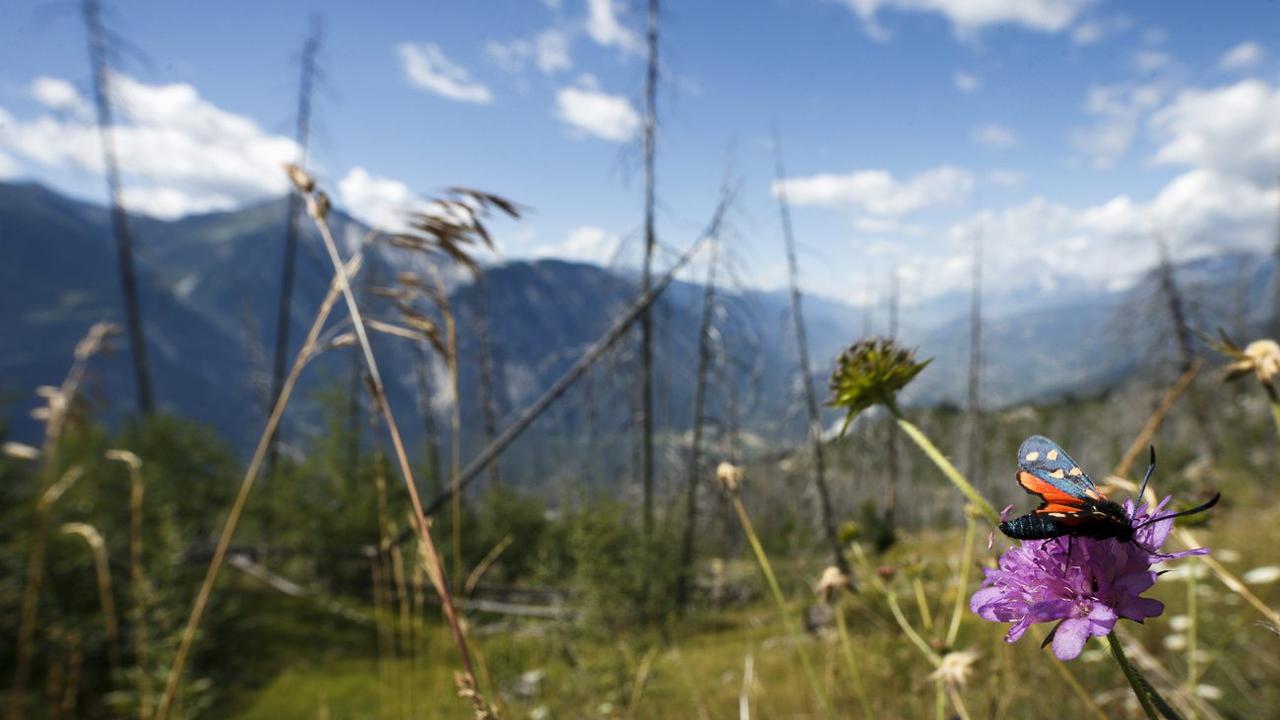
left=2, top=0, right=1278, bottom=314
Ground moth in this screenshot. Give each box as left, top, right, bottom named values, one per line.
left=999, top=435, right=1219, bottom=548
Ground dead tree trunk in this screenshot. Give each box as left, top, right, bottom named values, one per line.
left=267, top=17, right=321, bottom=477
left=884, top=270, right=900, bottom=547
left=1155, top=236, right=1218, bottom=455
left=676, top=225, right=722, bottom=613
left=84, top=0, right=153, bottom=415
left=773, top=130, right=849, bottom=575
left=639, top=0, right=660, bottom=542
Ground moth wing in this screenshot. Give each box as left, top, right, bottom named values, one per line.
left=1016, top=435, right=1103, bottom=501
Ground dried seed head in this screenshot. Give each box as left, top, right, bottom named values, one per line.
left=285, top=163, right=315, bottom=193
left=814, top=565, right=849, bottom=603
left=2, top=442, right=40, bottom=460
left=827, top=338, right=930, bottom=431
left=74, top=322, right=119, bottom=360
left=929, top=648, right=980, bottom=690
left=60, top=522, right=106, bottom=550
left=104, top=449, right=141, bottom=470
left=1230, top=339, right=1280, bottom=384
left=716, top=461, right=744, bottom=493
left=307, top=191, right=330, bottom=221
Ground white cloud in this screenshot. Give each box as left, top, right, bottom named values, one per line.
left=1132, top=49, right=1172, bottom=73
left=942, top=169, right=1278, bottom=297
left=1150, top=79, right=1280, bottom=184
left=972, top=123, right=1018, bottom=149
left=30, top=77, right=91, bottom=117
left=536, top=30, right=573, bottom=73
left=337, top=166, right=421, bottom=232
left=1219, top=41, right=1263, bottom=71
left=1071, top=82, right=1164, bottom=168
left=486, top=28, right=572, bottom=76
left=586, top=0, right=642, bottom=55
left=988, top=169, right=1026, bottom=187
left=534, top=225, right=619, bottom=264
left=852, top=216, right=926, bottom=237
left=774, top=165, right=973, bottom=216
left=397, top=43, right=493, bottom=104
left=0, top=73, right=300, bottom=218
left=0, top=148, right=19, bottom=179
left=1069, top=15, right=1131, bottom=45
left=953, top=71, right=980, bottom=93
left=841, top=0, right=1092, bottom=39
left=554, top=76, right=640, bottom=141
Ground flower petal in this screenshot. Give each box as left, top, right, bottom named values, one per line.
left=1051, top=617, right=1093, bottom=660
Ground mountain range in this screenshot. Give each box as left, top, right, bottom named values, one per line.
left=3, top=181, right=1271, bottom=485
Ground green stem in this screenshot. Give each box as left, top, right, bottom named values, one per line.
left=887, top=592, right=942, bottom=666
left=1269, top=397, right=1280, bottom=439
left=945, top=516, right=977, bottom=648
left=934, top=678, right=945, bottom=720
left=730, top=496, right=833, bottom=717
left=1107, top=633, right=1159, bottom=720
left=889, top=409, right=999, bottom=525
left=1186, top=557, right=1198, bottom=720
left=834, top=605, right=874, bottom=719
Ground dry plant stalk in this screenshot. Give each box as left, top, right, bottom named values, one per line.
left=59, top=523, right=121, bottom=676
left=290, top=166, right=486, bottom=703
left=389, top=542, right=414, bottom=718
left=106, top=448, right=152, bottom=720
left=1106, top=362, right=1280, bottom=628
left=8, top=322, right=117, bottom=720
left=153, top=254, right=363, bottom=720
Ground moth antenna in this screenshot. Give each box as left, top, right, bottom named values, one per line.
left=1132, top=492, right=1221, bottom=531
left=1136, top=445, right=1155, bottom=500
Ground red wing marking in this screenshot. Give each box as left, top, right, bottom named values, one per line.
left=1016, top=471, right=1086, bottom=509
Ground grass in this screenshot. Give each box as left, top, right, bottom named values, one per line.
left=222, top=492, right=1280, bottom=719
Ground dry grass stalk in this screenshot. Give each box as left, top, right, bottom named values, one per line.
left=153, top=254, right=364, bottom=720
left=290, top=168, right=485, bottom=704
left=1109, top=360, right=1202, bottom=480
left=106, top=448, right=152, bottom=720
left=389, top=541, right=414, bottom=719
left=8, top=322, right=116, bottom=720
left=624, top=645, right=660, bottom=720
left=1106, top=362, right=1280, bottom=628
left=453, top=671, right=498, bottom=720
left=59, top=523, right=121, bottom=676
left=464, top=534, right=514, bottom=596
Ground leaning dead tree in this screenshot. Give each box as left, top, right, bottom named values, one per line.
left=773, top=130, right=849, bottom=574
left=638, top=0, right=661, bottom=542
left=83, top=0, right=153, bottom=414
left=676, top=185, right=732, bottom=613
left=384, top=198, right=724, bottom=551
left=267, top=17, right=322, bottom=477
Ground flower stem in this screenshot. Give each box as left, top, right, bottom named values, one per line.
left=1269, top=393, right=1280, bottom=439
left=888, top=407, right=999, bottom=525
left=729, top=495, right=833, bottom=716
left=945, top=515, right=976, bottom=649
left=1107, top=633, right=1159, bottom=720
left=834, top=604, right=874, bottom=718
left=1186, top=557, right=1198, bottom=720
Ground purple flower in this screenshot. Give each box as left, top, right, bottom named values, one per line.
left=970, top=497, right=1208, bottom=660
